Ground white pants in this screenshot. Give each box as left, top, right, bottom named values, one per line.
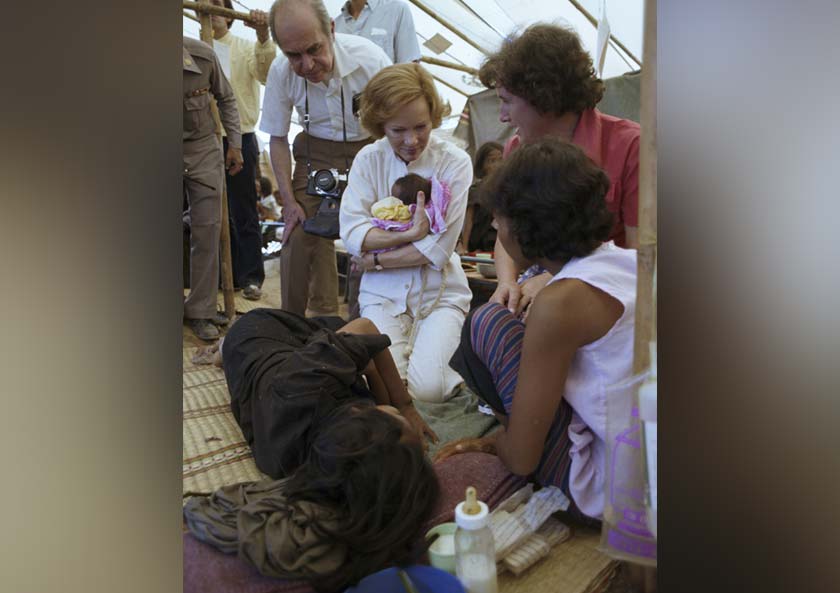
left=361, top=303, right=466, bottom=403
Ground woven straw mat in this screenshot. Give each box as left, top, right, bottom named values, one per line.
left=183, top=346, right=266, bottom=496
left=498, top=528, right=617, bottom=593
left=182, top=347, right=619, bottom=593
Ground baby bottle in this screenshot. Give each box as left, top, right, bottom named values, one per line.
left=454, top=486, right=498, bottom=593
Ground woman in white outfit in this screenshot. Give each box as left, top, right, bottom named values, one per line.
left=340, top=63, right=473, bottom=402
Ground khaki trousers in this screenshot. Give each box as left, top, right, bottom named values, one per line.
left=183, top=134, right=223, bottom=319
left=280, top=133, right=371, bottom=315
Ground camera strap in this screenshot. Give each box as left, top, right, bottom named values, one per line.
left=304, top=81, right=351, bottom=180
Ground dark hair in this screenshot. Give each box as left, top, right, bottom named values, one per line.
left=258, top=176, right=273, bottom=196
left=474, top=141, right=503, bottom=178
left=478, top=24, right=604, bottom=115
left=481, top=139, right=613, bottom=262
left=391, top=173, right=431, bottom=206
left=284, top=404, right=440, bottom=592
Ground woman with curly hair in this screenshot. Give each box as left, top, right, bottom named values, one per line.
left=438, top=139, right=637, bottom=521
left=478, top=23, right=641, bottom=317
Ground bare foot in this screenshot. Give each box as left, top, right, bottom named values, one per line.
left=191, top=337, right=224, bottom=366
left=191, top=343, right=217, bottom=365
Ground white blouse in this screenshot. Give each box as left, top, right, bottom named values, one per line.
left=547, top=241, right=637, bottom=518
left=340, top=135, right=474, bottom=317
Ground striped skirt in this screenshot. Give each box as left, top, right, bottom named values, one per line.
left=450, top=302, right=588, bottom=519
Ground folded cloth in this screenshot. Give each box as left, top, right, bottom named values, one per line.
left=184, top=479, right=346, bottom=581
left=183, top=453, right=528, bottom=593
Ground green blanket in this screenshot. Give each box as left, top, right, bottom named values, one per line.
left=414, top=383, right=499, bottom=459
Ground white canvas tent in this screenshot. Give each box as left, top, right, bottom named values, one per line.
left=183, top=0, right=643, bottom=150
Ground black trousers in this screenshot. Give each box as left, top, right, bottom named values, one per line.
left=223, top=133, right=264, bottom=288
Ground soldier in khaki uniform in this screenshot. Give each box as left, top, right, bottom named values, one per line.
left=183, top=36, right=244, bottom=340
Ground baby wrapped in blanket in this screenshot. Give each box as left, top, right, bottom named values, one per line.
left=370, top=173, right=451, bottom=239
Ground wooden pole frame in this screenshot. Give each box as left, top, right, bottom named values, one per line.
left=420, top=55, right=477, bottom=76
left=407, top=0, right=491, bottom=55
left=429, top=73, right=468, bottom=97
left=566, top=0, right=643, bottom=68
left=633, top=0, right=656, bottom=374
left=184, top=0, right=251, bottom=23
left=628, top=0, right=656, bottom=587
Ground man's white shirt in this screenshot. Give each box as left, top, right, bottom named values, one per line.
left=259, top=33, right=391, bottom=141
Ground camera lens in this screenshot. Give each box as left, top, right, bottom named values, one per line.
left=314, top=169, right=337, bottom=192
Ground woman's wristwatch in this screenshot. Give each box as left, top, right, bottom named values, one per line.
left=373, top=252, right=384, bottom=271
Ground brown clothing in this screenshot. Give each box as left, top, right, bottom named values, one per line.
left=182, top=37, right=241, bottom=319
left=183, top=37, right=241, bottom=148
left=183, top=479, right=346, bottom=580
left=280, top=133, right=371, bottom=316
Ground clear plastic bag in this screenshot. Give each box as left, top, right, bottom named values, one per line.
left=599, top=371, right=657, bottom=566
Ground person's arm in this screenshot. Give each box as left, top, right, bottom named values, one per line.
left=352, top=196, right=434, bottom=272
left=339, top=148, right=429, bottom=257
left=243, top=10, right=276, bottom=84
left=352, top=241, right=432, bottom=272
left=394, top=2, right=422, bottom=63
left=269, top=135, right=306, bottom=242
left=494, top=279, right=624, bottom=475
left=488, top=237, right=524, bottom=313
left=358, top=192, right=432, bottom=252
left=517, top=272, right=552, bottom=320
left=409, top=147, right=473, bottom=269
left=338, top=318, right=439, bottom=445
left=459, top=204, right=474, bottom=254
left=362, top=192, right=429, bottom=251
left=208, top=47, right=243, bottom=176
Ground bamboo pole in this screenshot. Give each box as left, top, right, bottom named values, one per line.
left=420, top=55, right=477, bottom=76
left=185, top=0, right=251, bottom=23
left=633, top=0, right=656, bottom=374
left=407, top=0, right=491, bottom=55
left=184, top=10, right=199, bottom=23
left=629, top=1, right=656, bottom=586
left=566, top=0, right=642, bottom=68
left=197, top=1, right=236, bottom=319
left=430, top=73, right=468, bottom=97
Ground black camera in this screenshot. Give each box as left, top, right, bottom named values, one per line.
left=306, top=168, right=348, bottom=199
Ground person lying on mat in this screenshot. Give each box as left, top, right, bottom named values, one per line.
left=184, top=402, right=440, bottom=592
left=199, top=309, right=438, bottom=479
left=437, top=139, right=637, bottom=520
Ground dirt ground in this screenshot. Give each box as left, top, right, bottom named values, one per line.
left=182, top=256, right=349, bottom=348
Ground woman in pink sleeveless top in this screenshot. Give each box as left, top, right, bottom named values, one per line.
left=440, top=139, right=637, bottom=520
